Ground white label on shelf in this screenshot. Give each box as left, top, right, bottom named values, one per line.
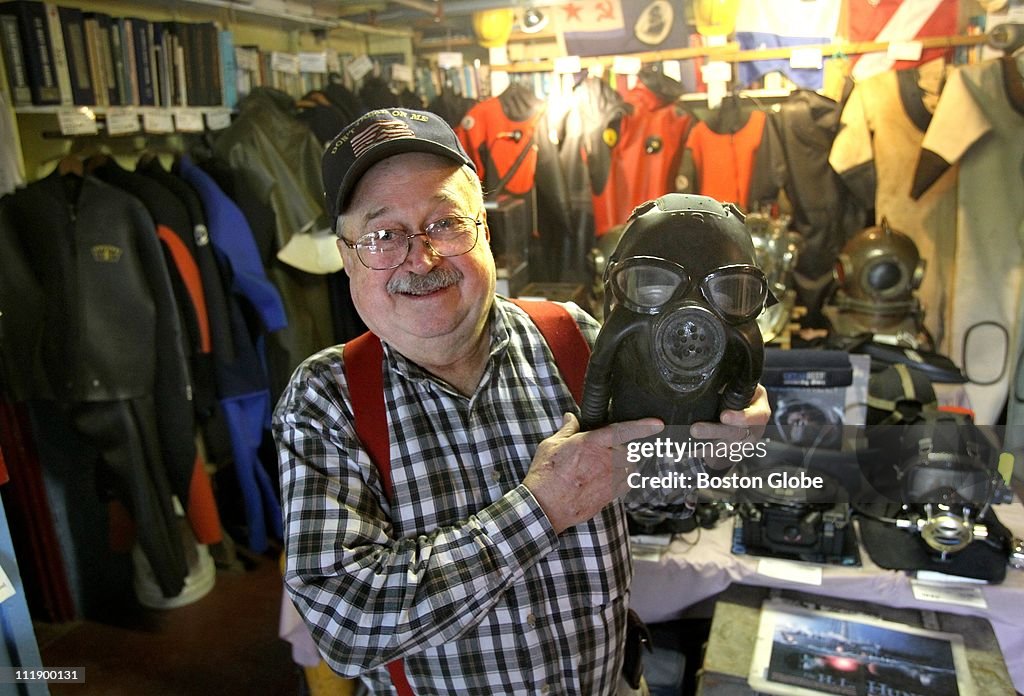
left=271, top=51, right=301, bottom=75
left=205, top=110, right=232, bottom=131
left=390, top=63, right=413, bottom=83
left=143, top=110, right=175, bottom=134
left=235, top=47, right=260, bottom=72
left=789, top=46, right=824, bottom=70
left=57, top=108, right=99, bottom=136
left=661, top=60, right=682, bottom=82
left=756, top=558, right=823, bottom=585
left=700, top=60, right=732, bottom=83
left=612, top=55, right=642, bottom=75
left=326, top=50, right=341, bottom=74
left=554, top=55, right=582, bottom=74
left=105, top=109, right=141, bottom=136
left=298, top=52, right=328, bottom=74
left=887, top=41, right=923, bottom=61
left=436, top=51, right=464, bottom=70
left=347, top=54, right=374, bottom=81
left=911, top=580, right=988, bottom=609
left=0, top=564, right=14, bottom=604
left=174, top=109, right=205, bottom=133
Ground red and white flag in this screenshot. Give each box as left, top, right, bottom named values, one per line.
left=847, top=0, right=959, bottom=80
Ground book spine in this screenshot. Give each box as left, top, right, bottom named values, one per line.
left=218, top=29, right=236, bottom=109
left=81, top=16, right=106, bottom=106
left=110, top=18, right=130, bottom=104
left=57, top=6, right=94, bottom=105
left=119, top=18, right=139, bottom=106
left=0, top=13, right=31, bottom=105
left=85, top=13, right=118, bottom=105
left=107, top=17, right=127, bottom=105
left=0, top=1, right=61, bottom=105
left=174, top=41, right=187, bottom=107
left=131, top=18, right=154, bottom=106
left=201, top=23, right=221, bottom=106
left=42, top=2, right=72, bottom=105
left=153, top=22, right=170, bottom=107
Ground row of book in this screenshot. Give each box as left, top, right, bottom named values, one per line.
left=0, top=0, right=226, bottom=108
left=0, top=0, right=493, bottom=115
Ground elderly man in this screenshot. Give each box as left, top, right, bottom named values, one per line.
left=274, top=108, right=769, bottom=695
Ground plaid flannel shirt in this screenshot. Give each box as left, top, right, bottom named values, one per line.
left=274, top=297, right=631, bottom=695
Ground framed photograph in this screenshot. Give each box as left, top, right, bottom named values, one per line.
left=749, top=601, right=975, bottom=696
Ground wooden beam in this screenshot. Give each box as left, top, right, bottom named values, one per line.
left=388, top=0, right=441, bottom=16
left=488, top=34, right=988, bottom=73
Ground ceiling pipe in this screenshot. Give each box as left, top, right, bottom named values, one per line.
left=387, top=0, right=444, bottom=17
left=369, top=0, right=569, bottom=23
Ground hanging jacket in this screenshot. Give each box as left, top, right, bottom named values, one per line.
left=136, top=156, right=238, bottom=375
left=0, top=170, right=195, bottom=595
left=211, top=88, right=327, bottom=254
left=557, top=76, right=630, bottom=254
left=595, top=81, right=694, bottom=234
left=90, top=158, right=223, bottom=545
left=749, top=90, right=868, bottom=322
left=456, top=83, right=573, bottom=281
left=680, top=107, right=767, bottom=211
left=177, top=156, right=285, bottom=553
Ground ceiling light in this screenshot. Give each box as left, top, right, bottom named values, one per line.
left=521, top=7, right=548, bottom=34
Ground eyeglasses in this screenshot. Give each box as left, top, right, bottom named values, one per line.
left=339, top=215, right=483, bottom=270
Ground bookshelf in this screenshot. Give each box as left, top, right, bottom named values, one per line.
left=1, top=0, right=413, bottom=181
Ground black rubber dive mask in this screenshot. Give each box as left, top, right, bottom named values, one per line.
left=581, top=194, right=772, bottom=428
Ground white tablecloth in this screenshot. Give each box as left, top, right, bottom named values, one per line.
left=630, top=497, right=1024, bottom=692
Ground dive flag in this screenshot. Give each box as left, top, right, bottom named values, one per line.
left=562, top=0, right=690, bottom=57
left=733, top=0, right=842, bottom=89
left=848, top=0, right=959, bottom=81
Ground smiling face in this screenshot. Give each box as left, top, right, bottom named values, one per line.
left=337, top=152, right=496, bottom=369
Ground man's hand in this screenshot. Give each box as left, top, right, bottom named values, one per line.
left=689, top=383, right=771, bottom=470
left=523, top=413, right=664, bottom=535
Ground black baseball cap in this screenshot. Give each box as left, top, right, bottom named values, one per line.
left=322, top=108, right=476, bottom=219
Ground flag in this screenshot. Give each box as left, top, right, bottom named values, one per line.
left=848, top=0, right=959, bottom=81
left=733, top=0, right=842, bottom=89
left=561, top=0, right=690, bottom=57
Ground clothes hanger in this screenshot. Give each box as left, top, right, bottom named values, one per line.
left=53, top=139, right=108, bottom=176
left=57, top=152, right=84, bottom=176
left=638, top=64, right=683, bottom=103
left=708, top=91, right=747, bottom=134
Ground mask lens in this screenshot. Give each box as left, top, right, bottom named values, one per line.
left=703, top=267, right=767, bottom=321
left=613, top=263, right=686, bottom=312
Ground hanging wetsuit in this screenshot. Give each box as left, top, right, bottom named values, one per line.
left=829, top=58, right=957, bottom=355
left=557, top=76, right=630, bottom=260
left=594, top=80, right=694, bottom=238
left=0, top=171, right=194, bottom=597
left=749, top=90, right=868, bottom=324
left=456, top=82, right=573, bottom=282
left=91, top=158, right=224, bottom=545
left=679, top=96, right=767, bottom=211
left=178, top=155, right=287, bottom=554
left=912, top=56, right=1024, bottom=425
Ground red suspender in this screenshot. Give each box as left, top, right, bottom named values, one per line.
left=508, top=298, right=590, bottom=405
left=344, top=331, right=392, bottom=498
left=342, top=300, right=589, bottom=695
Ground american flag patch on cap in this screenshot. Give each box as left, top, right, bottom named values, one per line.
left=350, top=119, right=416, bottom=158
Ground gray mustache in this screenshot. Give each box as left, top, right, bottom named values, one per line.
left=386, top=266, right=464, bottom=295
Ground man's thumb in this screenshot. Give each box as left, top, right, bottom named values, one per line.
left=559, top=412, right=581, bottom=434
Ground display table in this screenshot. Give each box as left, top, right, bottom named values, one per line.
left=630, top=497, right=1024, bottom=692
left=694, top=584, right=1015, bottom=695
